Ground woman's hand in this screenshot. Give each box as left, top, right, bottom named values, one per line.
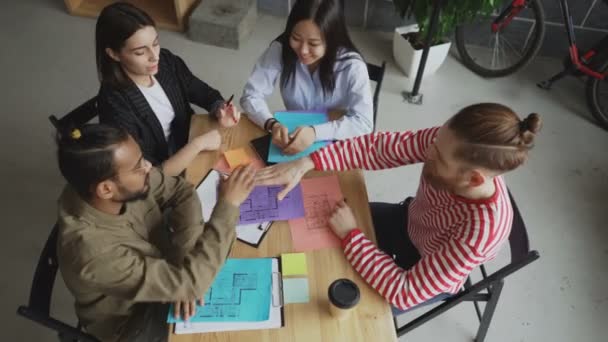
left=271, top=122, right=290, bottom=149
left=194, top=129, right=222, bottom=152
left=255, top=157, right=314, bottom=200
left=283, top=126, right=315, bottom=155
left=217, top=103, right=241, bottom=128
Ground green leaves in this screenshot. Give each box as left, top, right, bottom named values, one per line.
left=393, top=0, right=501, bottom=46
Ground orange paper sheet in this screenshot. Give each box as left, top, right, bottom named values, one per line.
left=225, top=148, right=251, bottom=168
left=289, top=175, right=343, bottom=252
left=214, top=146, right=266, bottom=173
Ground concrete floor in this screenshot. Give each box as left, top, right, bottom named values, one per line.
left=1, top=1, right=607, bottom=341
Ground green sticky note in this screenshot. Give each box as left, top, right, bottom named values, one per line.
left=283, top=278, right=310, bottom=304
left=281, top=253, right=308, bottom=276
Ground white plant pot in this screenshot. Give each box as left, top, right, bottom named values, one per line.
left=393, top=24, right=452, bottom=78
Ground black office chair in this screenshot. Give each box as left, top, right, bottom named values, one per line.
left=16, top=225, right=99, bottom=342
left=49, top=97, right=98, bottom=131
left=366, top=61, right=387, bottom=130
left=394, top=191, right=540, bottom=342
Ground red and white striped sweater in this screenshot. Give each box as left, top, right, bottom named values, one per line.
left=310, top=128, right=513, bottom=310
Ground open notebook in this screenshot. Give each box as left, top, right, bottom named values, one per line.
left=196, top=170, right=273, bottom=247
left=173, top=258, right=283, bottom=334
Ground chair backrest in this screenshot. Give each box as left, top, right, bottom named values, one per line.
left=507, top=190, right=533, bottom=264
left=16, top=224, right=99, bottom=342
left=25, top=224, right=59, bottom=316
left=49, top=97, right=98, bottom=131
left=366, top=61, right=387, bottom=129
left=467, top=190, right=540, bottom=291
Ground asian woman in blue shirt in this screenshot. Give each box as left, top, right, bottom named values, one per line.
left=241, top=0, right=374, bottom=155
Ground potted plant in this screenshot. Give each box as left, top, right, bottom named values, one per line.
left=392, top=0, right=499, bottom=78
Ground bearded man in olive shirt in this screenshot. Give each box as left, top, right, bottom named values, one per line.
left=55, top=124, right=254, bottom=342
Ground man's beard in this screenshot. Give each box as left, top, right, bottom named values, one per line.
left=115, top=174, right=150, bottom=203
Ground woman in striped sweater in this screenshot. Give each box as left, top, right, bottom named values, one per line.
left=256, top=103, right=542, bottom=311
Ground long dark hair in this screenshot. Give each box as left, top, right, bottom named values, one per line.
left=56, top=124, right=130, bottom=199
left=277, top=0, right=360, bottom=96
left=95, top=2, right=155, bottom=88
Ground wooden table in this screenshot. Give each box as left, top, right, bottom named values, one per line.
left=170, top=115, right=397, bottom=342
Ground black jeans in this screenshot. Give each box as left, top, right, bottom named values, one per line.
left=370, top=199, right=420, bottom=270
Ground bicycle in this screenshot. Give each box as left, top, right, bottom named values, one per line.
left=454, top=0, right=608, bottom=130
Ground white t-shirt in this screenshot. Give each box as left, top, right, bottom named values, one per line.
left=137, top=77, right=176, bottom=139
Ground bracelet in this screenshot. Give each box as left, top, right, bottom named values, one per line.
left=264, top=118, right=277, bottom=132
left=268, top=119, right=279, bottom=133
left=268, top=120, right=279, bottom=133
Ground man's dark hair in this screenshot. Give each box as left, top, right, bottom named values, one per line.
left=56, top=124, right=130, bottom=199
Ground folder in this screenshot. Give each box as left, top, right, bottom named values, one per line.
left=173, top=258, right=284, bottom=334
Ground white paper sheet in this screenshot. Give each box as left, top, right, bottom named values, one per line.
left=196, top=170, right=272, bottom=246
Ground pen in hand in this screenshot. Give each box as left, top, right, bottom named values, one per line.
left=225, top=94, right=237, bottom=124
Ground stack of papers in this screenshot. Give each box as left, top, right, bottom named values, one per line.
left=168, top=258, right=273, bottom=323
left=172, top=258, right=282, bottom=334
left=196, top=170, right=274, bottom=247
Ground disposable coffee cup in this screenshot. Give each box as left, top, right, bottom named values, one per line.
left=328, top=278, right=360, bottom=319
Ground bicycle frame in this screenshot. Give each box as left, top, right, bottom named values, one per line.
left=493, top=0, right=607, bottom=80
left=558, top=0, right=606, bottom=80
left=491, top=0, right=526, bottom=33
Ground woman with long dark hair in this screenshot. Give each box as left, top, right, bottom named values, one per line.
left=241, top=0, right=373, bottom=155
left=96, top=2, right=240, bottom=176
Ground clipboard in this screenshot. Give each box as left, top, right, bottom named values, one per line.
left=173, top=257, right=285, bottom=334
left=195, top=169, right=274, bottom=248
left=237, top=222, right=274, bottom=248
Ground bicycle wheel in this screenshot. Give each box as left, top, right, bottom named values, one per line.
left=586, top=61, right=608, bottom=130
left=455, top=0, right=545, bottom=77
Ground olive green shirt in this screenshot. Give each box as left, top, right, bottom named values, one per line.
left=57, top=168, right=238, bottom=341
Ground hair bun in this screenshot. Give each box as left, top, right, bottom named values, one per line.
left=520, top=113, right=542, bottom=134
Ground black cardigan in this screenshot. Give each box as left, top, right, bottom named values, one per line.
left=98, top=48, right=224, bottom=165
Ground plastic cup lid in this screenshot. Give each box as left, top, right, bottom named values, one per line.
left=328, top=278, right=360, bottom=309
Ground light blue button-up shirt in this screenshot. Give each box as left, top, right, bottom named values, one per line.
left=240, top=41, right=374, bottom=141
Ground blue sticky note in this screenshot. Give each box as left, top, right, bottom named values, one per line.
left=283, top=278, right=310, bottom=304
left=268, top=111, right=330, bottom=163
left=167, top=258, right=272, bottom=323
